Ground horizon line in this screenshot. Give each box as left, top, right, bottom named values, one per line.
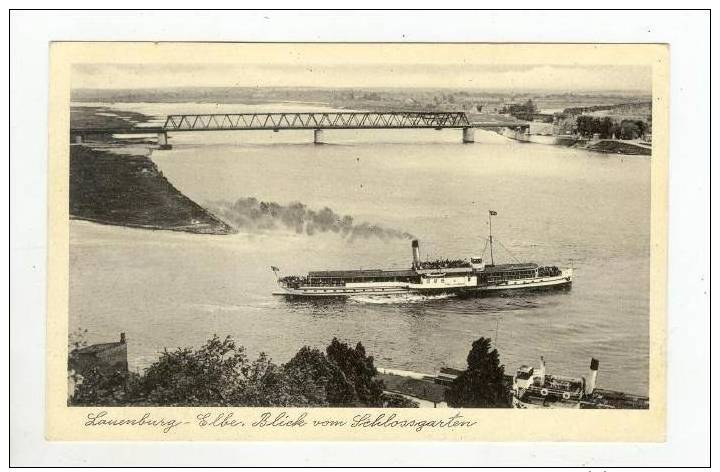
left=71, top=85, right=652, bottom=94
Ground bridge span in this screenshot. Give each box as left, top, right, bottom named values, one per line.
left=70, top=111, right=529, bottom=148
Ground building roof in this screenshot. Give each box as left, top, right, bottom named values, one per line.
left=377, top=373, right=447, bottom=404
left=74, top=342, right=124, bottom=355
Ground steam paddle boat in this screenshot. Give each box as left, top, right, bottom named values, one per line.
left=271, top=210, right=573, bottom=298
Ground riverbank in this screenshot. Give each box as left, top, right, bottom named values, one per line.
left=500, top=129, right=652, bottom=156
left=70, top=144, right=234, bottom=234
left=584, top=139, right=652, bottom=156
left=69, top=106, right=234, bottom=234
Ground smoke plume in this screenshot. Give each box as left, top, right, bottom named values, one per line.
left=207, top=197, right=415, bottom=241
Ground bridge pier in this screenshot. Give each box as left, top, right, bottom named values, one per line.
left=313, top=129, right=324, bottom=145
left=462, top=127, right=475, bottom=143
left=157, top=132, right=172, bottom=150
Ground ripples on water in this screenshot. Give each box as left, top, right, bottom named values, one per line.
left=69, top=102, right=651, bottom=395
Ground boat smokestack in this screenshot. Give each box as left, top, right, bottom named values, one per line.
left=585, top=358, right=599, bottom=394
left=411, top=240, right=421, bottom=268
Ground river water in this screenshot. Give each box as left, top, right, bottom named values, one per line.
left=69, top=102, right=651, bottom=395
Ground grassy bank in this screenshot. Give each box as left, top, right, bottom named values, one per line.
left=70, top=105, right=151, bottom=129
left=584, top=139, right=652, bottom=156
left=70, top=145, right=234, bottom=234
left=69, top=105, right=234, bottom=234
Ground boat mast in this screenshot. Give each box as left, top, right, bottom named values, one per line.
left=488, top=210, right=496, bottom=266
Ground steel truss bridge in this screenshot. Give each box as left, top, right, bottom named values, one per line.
left=70, top=111, right=529, bottom=147
left=163, top=111, right=472, bottom=131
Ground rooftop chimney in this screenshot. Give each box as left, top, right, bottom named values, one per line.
left=411, top=240, right=421, bottom=268
left=120, top=332, right=126, bottom=344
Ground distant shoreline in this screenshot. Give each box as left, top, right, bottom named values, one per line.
left=71, top=87, right=651, bottom=117
left=500, top=129, right=652, bottom=156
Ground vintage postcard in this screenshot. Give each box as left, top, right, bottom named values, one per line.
left=46, top=42, right=668, bottom=441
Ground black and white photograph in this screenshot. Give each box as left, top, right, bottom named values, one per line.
left=9, top=9, right=713, bottom=467
left=64, top=45, right=656, bottom=412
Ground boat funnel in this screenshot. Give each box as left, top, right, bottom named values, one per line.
left=411, top=240, right=421, bottom=268
left=585, top=358, right=599, bottom=394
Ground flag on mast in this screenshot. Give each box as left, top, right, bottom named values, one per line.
left=271, top=266, right=280, bottom=272
left=489, top=210, right=498, bottom=216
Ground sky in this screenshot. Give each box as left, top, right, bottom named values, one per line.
left=72, top=63, right=652, bottom=93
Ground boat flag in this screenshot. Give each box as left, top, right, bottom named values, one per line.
left=271, top=266, right=280, bottom=272
left=489, top=210, right=498, bottom=216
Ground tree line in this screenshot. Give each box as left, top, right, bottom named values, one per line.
left=69, top=334, right=510, bottom=408
left=500, top=99, right=538, bottom=121
left=575, top=115, right=649, bottom=140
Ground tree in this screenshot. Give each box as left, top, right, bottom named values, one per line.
left=599, top=117, right=614, bottom=139
left=523, top=99, right=537, bottom=115
left=69, top=334, right=399, bottom=408
left=575, top=115, right=593, bottom=137
left=68, top=328, right=89, bottom=403
left=575, top=115, right=618, bottom=139
left=619, top=120, right=642, bottom=140
left=444, top=337, right=510, bottom=408
left=636, top=120, right=646, bottom=136
left=72, top=335, right=343, bottom=407
left=232, top=352, right=323, bottom=407
left=326, top=338, right=385, bottom=407
left=68, top=328, right=89, bottom=351
left=139, top=335, right=249, bottom=406
left=283, top=346, right=354, bottom=406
